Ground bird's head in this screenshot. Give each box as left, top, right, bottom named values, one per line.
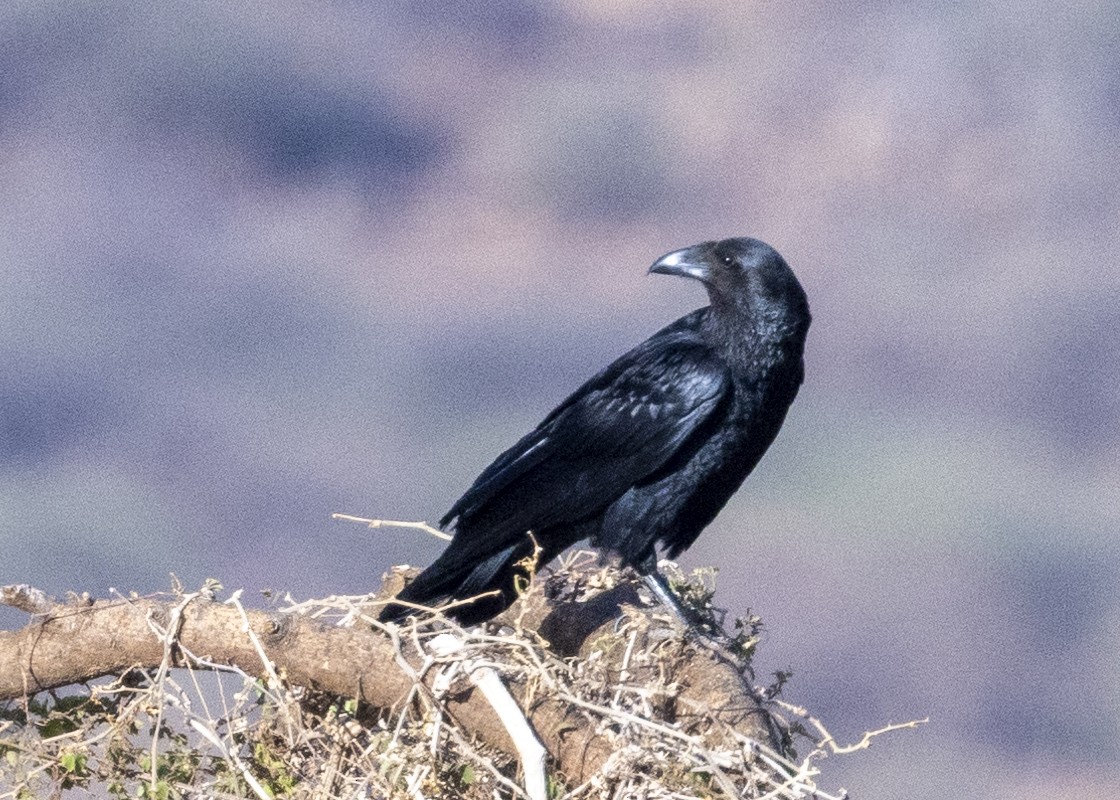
left=649, top=237, right=810, bottom=337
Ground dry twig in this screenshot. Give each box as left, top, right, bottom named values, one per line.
left=0, top=558, right=922, bottom=798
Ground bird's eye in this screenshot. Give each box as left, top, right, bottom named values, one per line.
left=720, top=255, right=735, bottom=266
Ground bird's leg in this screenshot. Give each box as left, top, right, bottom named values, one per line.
left=639, top=562, right=738, bottom=654
left=642, top=570, right=700, bottom=627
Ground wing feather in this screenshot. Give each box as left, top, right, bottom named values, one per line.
left=440, top=319, right=729, bottom=552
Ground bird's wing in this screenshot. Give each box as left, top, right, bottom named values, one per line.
left=441, top=326, right=730, bottom=540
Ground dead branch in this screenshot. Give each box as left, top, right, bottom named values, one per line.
left=0, top=563, right=783, bottom=791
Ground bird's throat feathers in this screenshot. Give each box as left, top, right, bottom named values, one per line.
left=700, top=298, right=809, bottom=378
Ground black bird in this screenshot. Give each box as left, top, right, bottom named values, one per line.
left=379, top=237, right=810, bottom=626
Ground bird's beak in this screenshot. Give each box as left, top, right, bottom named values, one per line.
left=648, top=244, right=711, bottom=282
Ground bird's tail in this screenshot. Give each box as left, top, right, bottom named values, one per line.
left=377, top=536, right=542, bottom=626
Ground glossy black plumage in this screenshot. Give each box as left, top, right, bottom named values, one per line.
left=379, top=237, right=810, bottom=626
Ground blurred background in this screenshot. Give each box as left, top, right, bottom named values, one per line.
left=1, top=1, right=1117, bottom=797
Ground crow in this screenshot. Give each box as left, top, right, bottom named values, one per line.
left=379, top=237, right=810, bottom=627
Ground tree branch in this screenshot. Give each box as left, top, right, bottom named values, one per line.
left=1, top=566, right=787, bottom=791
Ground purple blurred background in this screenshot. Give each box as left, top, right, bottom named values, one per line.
left=2, top=2, right=1117, bottom=797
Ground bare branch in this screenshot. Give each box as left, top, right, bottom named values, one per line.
left=0, top=584, right=56, bottom=615
left=332, top=513, right=452, bottom=541
left=1, top=562, right=912, bottom=798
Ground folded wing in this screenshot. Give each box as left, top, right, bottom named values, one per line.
left=441, top=325, right=731, bottom=558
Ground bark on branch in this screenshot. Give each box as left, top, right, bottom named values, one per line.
left=0, top=569, right=783, bottom=787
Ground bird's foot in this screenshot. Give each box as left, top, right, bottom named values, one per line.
left=640, top=572, right=752, bottom=669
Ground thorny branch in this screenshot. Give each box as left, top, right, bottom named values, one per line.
left=0, top=554, right=924, bottom=798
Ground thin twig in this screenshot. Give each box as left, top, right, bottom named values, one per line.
left=331, top=513, right=452, bottom=541
left=773, top=698, right=928, bottom=755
